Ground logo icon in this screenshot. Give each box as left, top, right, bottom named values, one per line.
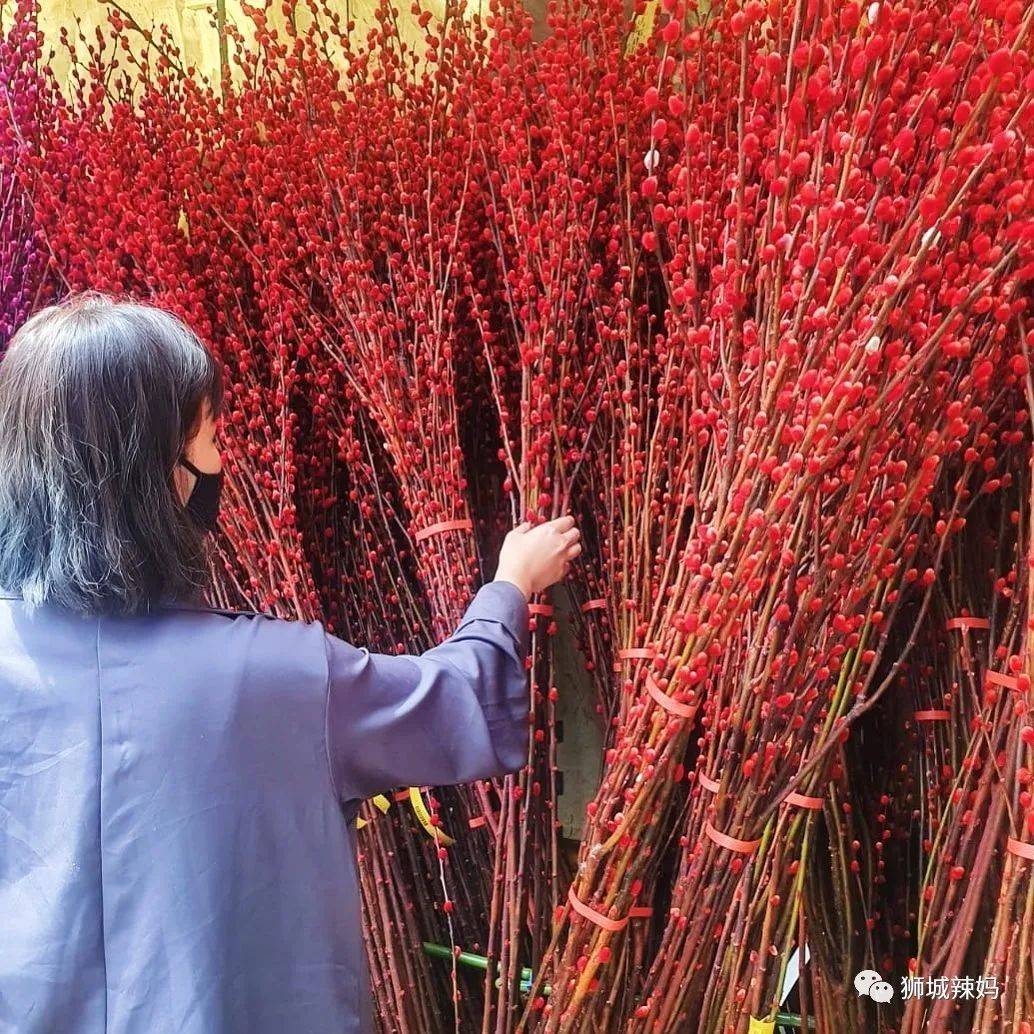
left=855, top=969, right=895, bottom=1003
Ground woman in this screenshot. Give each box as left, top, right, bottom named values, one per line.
left=0, top=292, right=581, bottom=1033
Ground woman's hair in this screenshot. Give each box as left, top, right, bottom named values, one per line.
left=0, top=291, right=224, bottom=616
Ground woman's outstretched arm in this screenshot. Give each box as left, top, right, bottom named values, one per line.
left=325, top=516, right=581, bottom=802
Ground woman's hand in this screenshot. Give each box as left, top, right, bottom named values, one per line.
left=494, top=515, right=582, bottom=601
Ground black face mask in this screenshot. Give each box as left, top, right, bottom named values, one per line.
left=179, top=457, right=223, bottom=532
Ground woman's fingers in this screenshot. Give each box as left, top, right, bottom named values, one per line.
left=551, top=514, right=576, bottom=532
left=566, top=541, right=582, bottom=557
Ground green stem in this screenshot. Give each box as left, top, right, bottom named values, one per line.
left=421, top=942, right=548, bottom=995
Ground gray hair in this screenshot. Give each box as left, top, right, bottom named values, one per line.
left=0, top=291, right=223, bottom=615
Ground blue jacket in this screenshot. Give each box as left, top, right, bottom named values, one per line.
left=0, top=580, right=530, bottom=1033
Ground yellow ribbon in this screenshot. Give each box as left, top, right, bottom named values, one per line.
left=355, top=790, right=456, bottom=847
left=407, top=786, right=456, bottom=846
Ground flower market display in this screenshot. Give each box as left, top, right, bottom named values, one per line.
left=1, top=0, right=1032, bottom=1031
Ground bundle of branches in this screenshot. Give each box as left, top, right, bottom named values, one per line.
left=895, top=455, right=1028, bottom=1032
left=310, top=417, right=501, bottom=1031
left=524, top=0, right=1033, bottom=1029
left=276, top=6, right=516, bottom=1025
left=964, top=340, right=1034, bottom=1029
left=467, top=0, right=655, bottom=1024
left=831, top=429, right=1024, bottom=1032
left=285, top=0, right=486, bottom=629
left=633, top=13, right=1030, bottom=1034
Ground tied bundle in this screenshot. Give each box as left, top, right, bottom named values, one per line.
left=525, top=0, right=1033, bottom=1029
left=974, top=488, right=1034, bottom=1029
left=469, top=0, right=652, bottom=1023
left=897, top=459, right=1032, bottom=1032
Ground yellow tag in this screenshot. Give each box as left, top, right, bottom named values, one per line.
left=409, top=786, right=456, bottom=847
left=748, top=1019, right=776, bottom=1034
left=356, top=794, right=392, bottom=828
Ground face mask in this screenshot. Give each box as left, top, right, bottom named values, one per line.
left=179, top=457, right=223, bottom=532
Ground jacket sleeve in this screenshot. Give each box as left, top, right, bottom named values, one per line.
left=324, top=580, right=531, bottom=802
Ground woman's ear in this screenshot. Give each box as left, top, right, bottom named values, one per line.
left=182, top=399, right=222, bottom=477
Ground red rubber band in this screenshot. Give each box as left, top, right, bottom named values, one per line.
left=414, top=518, right=473, bottom=542
left=567, top=886, right=630, bottom=932
left=581, top=598, right=607, bottom=613
left=914, top=709, right=952, bottom=721
left=1007, top=837, right=1034, bottom=861
left=986, top=670, right=1020, bottom=691
left=946, top=616, right=990, bottom=631
left=697, top=772, right=720, bottom=793
left=528, top=603, right=554, bottom=617
left=645, top=672, right=694, bottom=718
left=618, top=647, right=654, bottom=660
left=468, top=815, right=488, bottom=829
left=705, top=821, right=760, bottom=855
left=628, top=906, right=653, bottom=919
left=784, top=791, right=824, bottom=810
left=394, top=789, right=412, bottom=802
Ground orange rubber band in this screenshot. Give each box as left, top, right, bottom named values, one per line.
left=618, top=647, right=654, bottom=660
left=567, top=887, right=630, bottom=932
left=1007, top=837, right=1034, bottom=861
left=697, top=772, right=720, bottom=793
left=528, top=603, right=554, bottom=617
left=566, top=887, right=652, bottom=931
left=914, top=709, right=952, bottom=721
left=986, top=670, right=1021, bottom=691
left=705, top=821, right=761, bottom=855
left=581, top=598, right=607, bottom=613
left=645, top=672, right=694, bottom=718
left=468, top=815, right=488, bottom=830
left=784, top=791, right=824, bottom=810
left=946, top=616, right=990, bottom=631
left=394, top=789, right=413, bottom=802
left=414, top=518, right=473, bottom=542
